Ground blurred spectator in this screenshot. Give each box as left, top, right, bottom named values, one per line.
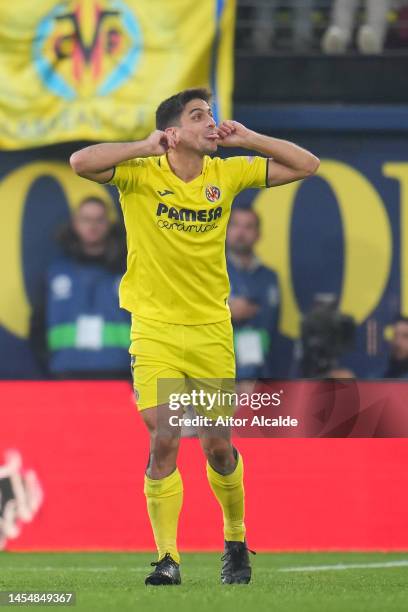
left=227, top=208, right=280, bottom=381
left=299, top=294, right=356, bottom=378
left=387, top=3, right=408, bottom=48
left=322, top=0, right=391, bottom=54
left=383, top=316, right=408, bottom=378
left=30, top=196, right=130, bottom=379
left=249, top=0, right=315, bottom=53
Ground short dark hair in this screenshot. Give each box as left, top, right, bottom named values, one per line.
left=156, top=88, right=212, bottom=130
left=231, top=206, right=261, bottom=231
left=78, top=196, right=107, bottom=210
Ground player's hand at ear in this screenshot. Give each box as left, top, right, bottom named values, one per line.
left=217, top=120, right=252, bottom=148
left=145, top=130, right=178, bottom=155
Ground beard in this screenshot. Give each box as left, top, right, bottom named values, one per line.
left=229, top=242, right=253, bottom=256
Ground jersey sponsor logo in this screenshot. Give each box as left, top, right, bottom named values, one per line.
left=156, top=202, right=222, bottom=222
left=157, top=219, right=218, bottom=233
left=157, top=189, right=174, bottom=197
left=205, top=185, right=221, bottom=202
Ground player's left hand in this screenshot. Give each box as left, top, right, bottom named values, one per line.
left=216, top=120, right=252, bottom=147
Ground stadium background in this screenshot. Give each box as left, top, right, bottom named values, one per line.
left=1, top=0, right=408, bottom=556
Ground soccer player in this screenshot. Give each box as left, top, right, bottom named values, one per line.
left=70, top=89, right=320, bottom=585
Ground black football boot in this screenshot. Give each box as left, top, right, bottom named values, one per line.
left=221, top=541, right=255, bottom=584
left=145, top=552, right=181, bottom=586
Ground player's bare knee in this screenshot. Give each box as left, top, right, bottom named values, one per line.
left=150, top=436, right=178, bottom=463
left=203, top=440, right=235, bottom=474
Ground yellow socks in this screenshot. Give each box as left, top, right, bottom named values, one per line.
left=144, top=468, right=183, bottom=564
left=206, top=452, right=246, bottom=542
left=144, top=454, right=245, bottom=562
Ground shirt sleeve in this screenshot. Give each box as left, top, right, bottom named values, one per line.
left=107, top=158, right=146, bottom=193
left=223, top=156, right=268, bottom=194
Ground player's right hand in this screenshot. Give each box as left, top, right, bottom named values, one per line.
left=145, top=130, right=178, bottom=155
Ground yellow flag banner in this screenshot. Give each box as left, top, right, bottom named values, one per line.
left=0, top=0, right=235, bottom=150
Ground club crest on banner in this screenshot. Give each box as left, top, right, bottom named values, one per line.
left=33, top=0, right=142, bottom=100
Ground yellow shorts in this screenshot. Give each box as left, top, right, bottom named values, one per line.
left=130, top=315, right=236, bottom=413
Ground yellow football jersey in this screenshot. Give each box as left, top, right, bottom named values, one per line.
left=109, top=154, right=268, bottom=324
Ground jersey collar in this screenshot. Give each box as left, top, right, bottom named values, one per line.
left=159, top=154, right=208, bottom=185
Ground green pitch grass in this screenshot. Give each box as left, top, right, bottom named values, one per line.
left=0, top=552, right=408, bottom=612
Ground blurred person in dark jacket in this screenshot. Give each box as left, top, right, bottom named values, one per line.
left=383, top=315, right=408, bottom=379
left=226, top=207, right=280, bottom=382
left=30, top=196, right=130, bottom=379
